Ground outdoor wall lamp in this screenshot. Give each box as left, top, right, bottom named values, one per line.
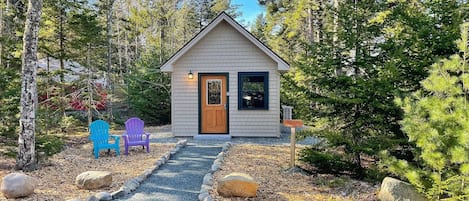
left=188, top=69, right=194, bottom=79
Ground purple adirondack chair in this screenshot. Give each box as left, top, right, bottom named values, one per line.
left=122, top=117, right=150, bottom=155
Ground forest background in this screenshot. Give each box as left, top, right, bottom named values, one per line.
left=1, top=0, right=468, bottom=200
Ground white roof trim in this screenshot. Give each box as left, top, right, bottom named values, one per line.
left=160, top=12, right=290, bottom=72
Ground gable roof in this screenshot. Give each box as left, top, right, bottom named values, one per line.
left=160, top=12, right=289, bottom=72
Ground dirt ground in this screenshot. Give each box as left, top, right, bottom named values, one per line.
left=211, top=144, right=379, bottom=201
left=0, top=134, right=175, bottom=201
left=2, top=135, right=379, bottom=201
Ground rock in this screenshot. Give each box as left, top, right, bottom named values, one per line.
left=213, top=158, right=222, bottom=166
left=203, top=196, right=213, bottom=201
left=221, top=143, right=231, bottom=152
left=151, top=165, right=159, bottom=172
left=75, top=171, right=112, bottom=190
left=201, top=184, right=212, bottom=192
left=95, top=191, right=112, bottom=201
left=119, top=186, right=131, bottom=194
left=378, top=177, right=428, bottom=201
left=134, top=175, right=145, bottom=183
left=156, top=159, right=165, bottom=166
left=66, top=198, right=81, bottom=201
left=217, top=172, right=258, bottom=198
left=124, top=179, right=139, bottom=191
left=110, top=189, right=126, bottom=199
left=177, top=139, right=188, bottom=146
left=210, top=163, right=220, bottom=172
left=203, top=173, right=213, bottom=186
left=198, top=192, right=209, bottom=201
left=0, top=173, right=38, bottom=198
left=164, top=152, right=171, bottom=161
left=143, top=169, right=153, bottom=178
left=85, top=195, right=99, bottom=201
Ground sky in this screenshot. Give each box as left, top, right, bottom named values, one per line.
left=231, top=0, right=265, bottom=26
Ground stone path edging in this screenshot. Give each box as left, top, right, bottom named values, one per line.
left=82, top=139, right=188, bottom=201
left=198, top=142, right=232, bottom=201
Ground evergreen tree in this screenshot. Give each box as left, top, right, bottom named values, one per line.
left=0, top=0, right=26, bottom=139
left=126, top=51, right=170, bottom=125
left=382, top=23, right=469, bottom=200
left=280, top=0, right=467, bottom=177
left=299, top=0, right=390, bottom=176
left=193, top=0, right=239, bottom=29
left=250, top=14, right=266, bottom=43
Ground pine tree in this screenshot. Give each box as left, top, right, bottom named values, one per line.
left=261, top=0, right=467, bottom=178
left=383, top=23, right=469, bottom=200
left=250, top=14, right=266, bottom=43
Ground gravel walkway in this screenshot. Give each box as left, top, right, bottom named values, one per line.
left=114, top=144, right=221, bottom=201
left=114, top=125, right=317, bottom=200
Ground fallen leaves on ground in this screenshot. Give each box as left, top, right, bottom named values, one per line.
left=211, top=144, right=379, bottom=201
left=0, top=135, right=174, bottom=201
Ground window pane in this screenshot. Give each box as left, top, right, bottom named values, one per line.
left=207, top=79, right=221, bottom=105
left=240, top=75, right=266, bottom=109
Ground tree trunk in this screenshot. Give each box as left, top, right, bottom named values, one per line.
left=45, top=56, right=50, bottom=135
left=59, top=6, right=66, bottom=117
left=106, top=0, right=115, bottom=122
left=0, top=1, right=3, bottom=68
left=87, top=43, right=93, bottom=127
left=16, top=0, right=43, bottom=172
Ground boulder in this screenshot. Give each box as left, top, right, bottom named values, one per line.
left=94, top=191, right=112, bottom=201
left=85, top=195, right=99, bottom=201
left=1, top=173, right=38, bottom=198
left=378, top=177, right=428, bottom=201
left=76, top=171, right=112, bottom=190
left=217, top=172, right=258, bottom=198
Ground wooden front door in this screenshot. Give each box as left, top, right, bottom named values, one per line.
left=200, top=75, right=228, bottom=134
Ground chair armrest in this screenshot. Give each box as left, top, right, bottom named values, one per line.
left=110, top=135, right=120, bottom=139
left=144, top=132, right=151, bottom=140
left=110, top=135, right=120, bottom=143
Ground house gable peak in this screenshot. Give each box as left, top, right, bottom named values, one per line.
left=160, top=12, right=289, bottom=72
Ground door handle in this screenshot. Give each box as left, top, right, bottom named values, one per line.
left=224, top=104, right=227, bottom=109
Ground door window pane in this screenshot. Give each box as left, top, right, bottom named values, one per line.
left=207, top=79, right=222, bottom=105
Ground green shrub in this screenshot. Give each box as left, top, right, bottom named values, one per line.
left=299, top=146, right=360, bottom=175
left=36, top=135, right=64, bottom=157
left=59, top=115, right=82, bottom=132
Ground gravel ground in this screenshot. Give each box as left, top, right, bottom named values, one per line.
left=0, top=141, right=175, bottom=201
left=115, top=144, right=221, bottom=201
left=0, top=125, right=321, bottom=201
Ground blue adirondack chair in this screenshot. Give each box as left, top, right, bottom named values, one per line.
left=89, top=120, right=120, bottom=158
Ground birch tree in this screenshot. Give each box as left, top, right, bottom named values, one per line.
left=16, top=0, right=43, bottom=171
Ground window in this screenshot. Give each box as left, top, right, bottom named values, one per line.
left=206, top=79, right=222, bottom=105
left=238, top=72, right=268, bottom=110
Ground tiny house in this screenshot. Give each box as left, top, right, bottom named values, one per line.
left=161, top=12, right=290, bottom=138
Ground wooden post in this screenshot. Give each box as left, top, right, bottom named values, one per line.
left=290, top=127, right=296, bottom=167
left=283, top=119, right=303, bottom=169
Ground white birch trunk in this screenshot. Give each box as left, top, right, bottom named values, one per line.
left=16, top=0, right=43, bottom=171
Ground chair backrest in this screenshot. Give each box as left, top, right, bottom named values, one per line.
left=125, top=117, right=145, bottom=140
left=89, top=120, right=110, bottom=145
